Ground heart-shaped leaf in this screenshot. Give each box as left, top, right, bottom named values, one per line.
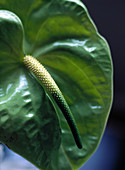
left=0, top=0, right=113, bottom=169
left=0, top=10, right=61, bottom=170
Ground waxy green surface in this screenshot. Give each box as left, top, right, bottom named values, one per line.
left=0, top=0, right=113, bottom=169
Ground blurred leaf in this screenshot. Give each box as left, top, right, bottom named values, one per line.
left=0, top=0, right=113, bottom=169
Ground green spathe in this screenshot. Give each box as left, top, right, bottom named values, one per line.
left=0, top=0, right=113, bottom=170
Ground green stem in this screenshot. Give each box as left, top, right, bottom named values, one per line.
left=23, top=55, right=82, bottom=149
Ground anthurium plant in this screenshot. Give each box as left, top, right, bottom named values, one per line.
left=0, top=0, right=113, bottom=169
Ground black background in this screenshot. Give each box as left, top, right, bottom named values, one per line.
left=81, top=0, right=125, bottom=169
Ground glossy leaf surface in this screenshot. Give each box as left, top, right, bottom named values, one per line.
left=0, top=10, right=61, bottom=170
left=0, top=0, right=113, bottom=169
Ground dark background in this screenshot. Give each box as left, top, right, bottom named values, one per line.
left=80, top=0, right=125, bottom=169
